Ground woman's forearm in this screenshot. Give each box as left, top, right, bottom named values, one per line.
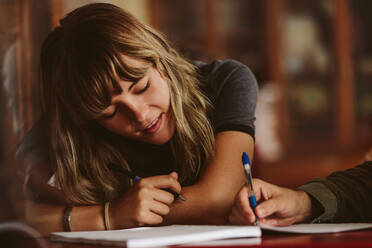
left=164, top=131, right=252, bottom=225
left=164, top=181, right=243, bottom=225
left=25, top=201, right=105, bottom=236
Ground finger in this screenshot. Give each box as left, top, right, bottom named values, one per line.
left=149, top=200, right=171, bottom=216
left=142, top=174, right=181, bottom=194
left=261, top=216, right=296, bottom=227
left=252, top=178, right=263, bottom=202
left=252, top=178, right=275, bottom=202
left=151, top=188, right=176, bottom=204
left=229, top=205, right=252, bottom=225
left=275, top=216, right=297, bottom=226
left=137, top=211, right=163, bottom=226
left=235, top=187, right=257, bottom=223
left=255, top=198, right=281, bottom=218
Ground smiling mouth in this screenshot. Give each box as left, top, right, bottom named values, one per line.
left=146, top=117, right=159, bottom=129
left=143, top=113, right=163, bottom=134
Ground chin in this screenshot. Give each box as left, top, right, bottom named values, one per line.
left=148, top=135, right=173, bottom=145
left=149, top=126, right=175, bottom=145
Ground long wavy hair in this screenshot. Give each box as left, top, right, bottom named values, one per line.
left=39, top=3, right=215, bottom=204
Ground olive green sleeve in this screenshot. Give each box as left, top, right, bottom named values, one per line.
left=298, top=161, right=372, bottom=223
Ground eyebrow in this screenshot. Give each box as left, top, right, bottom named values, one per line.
left=112, top=67, right=150, bottom=95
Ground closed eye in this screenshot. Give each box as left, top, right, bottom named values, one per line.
left=104, top=107, right=118, bottom=119
left=137, top=82, right=150, bottom=94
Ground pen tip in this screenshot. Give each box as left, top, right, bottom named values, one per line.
left=178, top=195, right=187, bottom=201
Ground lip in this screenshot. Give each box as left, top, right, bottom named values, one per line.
left=143, top=114, right=163, bottom=134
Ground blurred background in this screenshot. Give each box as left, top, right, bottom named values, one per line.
left=0, top=0, right=371, bottom=223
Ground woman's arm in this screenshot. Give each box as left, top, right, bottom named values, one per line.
left=163, top=130, right=254, bottom=225
left=25, top=131, right=253, bottom=233
left=163, top=60, right=257, bottom=225
left=25, top=164, right=181, bottom=236
left=24, top=162, right=106, bottom=236
left=25, top=201, right=105, bottom=236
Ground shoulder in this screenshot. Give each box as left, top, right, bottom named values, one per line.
left=195, top=60, right=259, bottom=137
left=195, top=59, right=255, bottom=83
left=195, top=59, right=258, bottom=103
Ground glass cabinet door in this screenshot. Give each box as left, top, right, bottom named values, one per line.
left=281, top=0, right=336, bottom=142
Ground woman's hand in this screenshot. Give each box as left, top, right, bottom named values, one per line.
left=109, top=172, right=181, bottom=229
left=229, top=178, right=312, bottom=226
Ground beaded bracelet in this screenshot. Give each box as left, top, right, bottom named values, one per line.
left=63, top=206, right=73, bottom=232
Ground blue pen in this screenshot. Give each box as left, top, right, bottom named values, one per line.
left=242, top=152, right=259, bottom=225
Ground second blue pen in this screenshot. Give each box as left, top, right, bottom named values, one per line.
left=242, top=152, right=259, bottom=225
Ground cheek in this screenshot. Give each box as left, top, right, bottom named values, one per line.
left=153, top=70, right=171, bottom=107
left=97, top=118, right=129, bottom=135
left=97, top=120, right=115, bottom=133
left=148, top=86, right=170, bottom=110
left=159, top=82, right=171, bottom=108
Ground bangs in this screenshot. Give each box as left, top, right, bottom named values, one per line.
left=53, top=4, right=158, bottom=125
left=64, top=43, right=152, bottom=123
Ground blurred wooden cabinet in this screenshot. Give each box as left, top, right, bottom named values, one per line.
left=4, top=0, right=371, bottom=188
left=150, top=0, right=372, bottom=186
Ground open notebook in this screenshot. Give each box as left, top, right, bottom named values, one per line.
left=51, top=223, right=372, bottom=247
left=51, top=225, right=261, bottom=247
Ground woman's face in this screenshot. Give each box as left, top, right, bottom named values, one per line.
left=96, top=57, right=175, bottom=145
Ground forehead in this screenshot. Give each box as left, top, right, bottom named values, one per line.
left=108, top=55, right=151, bottom=93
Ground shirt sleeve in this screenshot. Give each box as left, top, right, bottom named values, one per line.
left=199, top=59, right=258, bottom=139
left=17, top=119, right=50, bottom=166
left=298, top=161, right=372, bottom=223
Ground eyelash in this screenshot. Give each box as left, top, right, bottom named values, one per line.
left=105, top=108, right=117, bottom=119
left=137, top=81, right=150, bottom=94
left=104, top=82, right=150, bottom=120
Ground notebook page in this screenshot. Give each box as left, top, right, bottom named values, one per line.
left=51, top=225, right=261, bottom=247
left=261, top=223, right=372, bottom=234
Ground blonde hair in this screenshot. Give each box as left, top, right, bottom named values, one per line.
left=40, top=3, right=215, bottom=204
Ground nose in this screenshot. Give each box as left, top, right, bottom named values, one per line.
left=120, top=97, right=148, bottom=123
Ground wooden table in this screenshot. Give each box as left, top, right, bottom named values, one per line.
left=2, top=229, right=372, bottom=248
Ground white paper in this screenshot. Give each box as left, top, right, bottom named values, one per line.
left=261, top=223, right=372, bottom=234
left=51, top=225, right=261, bottom=248
left=180, top=238, right=261, bottom=247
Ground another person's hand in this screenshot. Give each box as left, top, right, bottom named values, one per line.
left=229, top=178, right=312, bottom=226
left=109, top=172, right=181, bottom=229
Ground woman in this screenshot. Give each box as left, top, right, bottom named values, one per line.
left=19, top=3, right=258, bottom=235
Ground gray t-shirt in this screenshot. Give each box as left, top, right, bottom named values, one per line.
left=197, top=59, right=258, bottom=138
